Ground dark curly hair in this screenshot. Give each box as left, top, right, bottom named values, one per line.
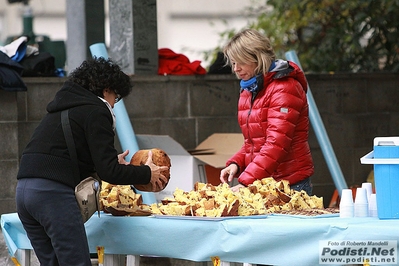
left=68, top=57, right=132, bottom=99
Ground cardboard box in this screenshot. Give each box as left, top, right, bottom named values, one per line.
left=360, top=137, right=399, bottom=219
left=190, top=133, right=243, bottom=185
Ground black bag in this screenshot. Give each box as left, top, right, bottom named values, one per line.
left=19, top=51, right=56, bottom=77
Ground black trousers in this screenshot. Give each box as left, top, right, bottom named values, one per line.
left=16, top=178, right=91, bottom=266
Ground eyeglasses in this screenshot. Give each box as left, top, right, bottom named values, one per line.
left=115, top=93, right=122, bottom=103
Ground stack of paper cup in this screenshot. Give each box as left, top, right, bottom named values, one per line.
left=354, top=187, right=369, bottom=217
left=362, top=182, right=373, bottom=202
left=340, top=189, right=354, bottom=218
left=368, top=193, right=378, bottom=217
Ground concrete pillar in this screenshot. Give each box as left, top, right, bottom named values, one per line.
left=65, top=0, right=105, bottom=74
left=108, top=0, right=158, bottom=75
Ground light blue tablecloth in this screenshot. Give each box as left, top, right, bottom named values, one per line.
left=2, top=212, right=399, bottom=265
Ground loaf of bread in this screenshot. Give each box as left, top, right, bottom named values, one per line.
left=130, top=148, right=171, bottom=192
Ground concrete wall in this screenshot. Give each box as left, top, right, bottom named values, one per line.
left=1, top=73, right=398, bottom=214
left=0, top=0, right=253, bottom=68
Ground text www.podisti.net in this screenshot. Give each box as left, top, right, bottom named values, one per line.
left=319, top=240, right=397, bottom=265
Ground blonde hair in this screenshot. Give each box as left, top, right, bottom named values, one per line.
left=223, top=28, right=276, bottom=76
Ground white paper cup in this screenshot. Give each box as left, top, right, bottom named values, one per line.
left=368, top=193, right=378, bottom=217
left=354, top=188, right=369, bottom=217
left=362, top=182, right=373, bottom=202
left=354, top=203, right=368, bottom=217
left=340, top=189, right=354, bottom=204
left=340, top=189, right=354, bottom=218
left=355, top=187, right=368, bottom=204
left=340, top=205, right=354, bottom=218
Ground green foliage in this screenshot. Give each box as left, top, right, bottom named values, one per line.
left=214, top=0, right=399, bottom=73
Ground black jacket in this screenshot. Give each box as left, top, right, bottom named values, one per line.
left=18, top=81, right=150, bottom=188
left=0, top=51, right=27, bottom=91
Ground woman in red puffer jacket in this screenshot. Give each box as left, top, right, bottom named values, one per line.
left=220, top=29, right=314, bottom=194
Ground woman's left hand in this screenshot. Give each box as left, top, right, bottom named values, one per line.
left=118, top=150, right=130, bottom=165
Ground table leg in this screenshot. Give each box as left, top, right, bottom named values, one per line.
left=126, top=255, right=140, bottom=266
left=103, top=254, right=125, bottom=266
left=221, top=261, right=254, bottom=266
left=15, top=249, right=31, bottom=266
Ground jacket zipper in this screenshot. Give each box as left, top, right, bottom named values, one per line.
left=246, top=92, right=257, bottom=161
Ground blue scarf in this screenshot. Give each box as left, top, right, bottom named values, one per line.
left=240, top=61, right=276, bottom=92
left=240, top=76, right=259, bottom=92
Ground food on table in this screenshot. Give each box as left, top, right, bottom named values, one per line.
left=151, top=177, right=333, bottom=217
left=100, top=181, right=151, bottom=216
left=130, top=148, right=171, bottom=192
left=100, top=177, right=338, bottom=217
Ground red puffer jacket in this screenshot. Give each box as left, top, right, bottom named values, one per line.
left=226, top=60, right=314, bottom=186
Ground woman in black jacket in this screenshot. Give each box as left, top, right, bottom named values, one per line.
left=16, top=57, right=169, bottom=266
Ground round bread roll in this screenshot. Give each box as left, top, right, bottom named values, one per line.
left=130, top=148, right=171, bottom=192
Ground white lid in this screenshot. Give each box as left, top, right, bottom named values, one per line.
left=374, top=137, right=399, bottom=146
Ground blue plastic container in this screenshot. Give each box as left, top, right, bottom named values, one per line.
left=361, top=137, right=399, bottom=219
